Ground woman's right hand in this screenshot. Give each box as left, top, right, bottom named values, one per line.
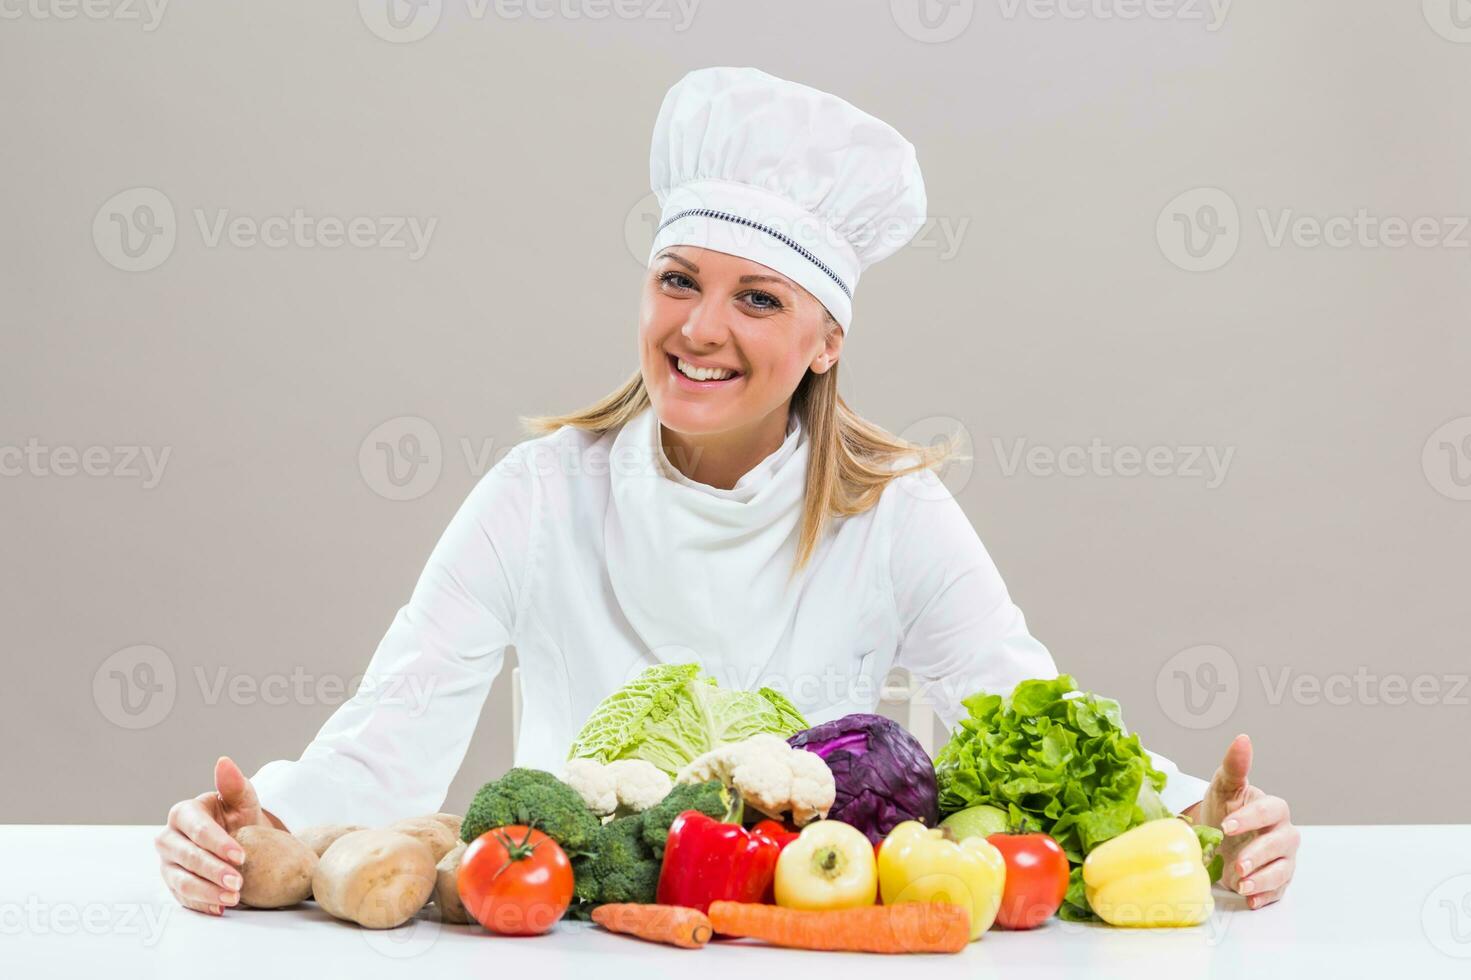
left=155, top=756, right=278, bottom=915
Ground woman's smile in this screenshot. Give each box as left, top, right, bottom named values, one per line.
left=666, top=351, right=746, bottom=391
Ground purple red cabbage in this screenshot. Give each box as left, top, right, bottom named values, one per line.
left=788, top=713, right=939, bottom=843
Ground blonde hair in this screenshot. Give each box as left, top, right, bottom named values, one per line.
left=521, top=318, right=964, bottom=578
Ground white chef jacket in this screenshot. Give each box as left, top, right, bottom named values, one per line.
left=252, top=404, right=1207, bottom=830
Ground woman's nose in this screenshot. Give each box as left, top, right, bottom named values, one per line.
left=681, top=301, right=730, bottom=346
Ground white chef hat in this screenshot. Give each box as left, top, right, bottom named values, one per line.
left=647, top=66, right=927, bottom=334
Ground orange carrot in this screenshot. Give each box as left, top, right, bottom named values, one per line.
left=591, top=903, right=713, bottom=949
left=707, top=901, right=970, bottom=955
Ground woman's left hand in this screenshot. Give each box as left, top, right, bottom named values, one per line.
left=1192, top=733, right=1300, bottom=910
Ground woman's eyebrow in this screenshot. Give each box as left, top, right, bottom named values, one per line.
left=657, top=250, right=698, bottom=272
left=739, top=274, right=793, bottom=288
left=656, top=251, right=793, bottom=291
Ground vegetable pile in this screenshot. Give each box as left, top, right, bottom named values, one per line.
left=932, top=674, right=1222, bottom=920
left=229, top=666, right=1229, bottom=951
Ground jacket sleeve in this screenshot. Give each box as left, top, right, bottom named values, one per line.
left=887, top=469, right=1208, bottom=814
left=249, top=441, right=539, bottom=831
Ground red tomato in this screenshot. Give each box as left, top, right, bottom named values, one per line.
left=986, top=832, right=1070, bottom=929
left=457, top=825, right=573, bottom=935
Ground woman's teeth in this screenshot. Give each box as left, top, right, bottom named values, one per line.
left=676, top=357, right=737, bottom=382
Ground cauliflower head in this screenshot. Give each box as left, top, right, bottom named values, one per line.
left=675, top=733, right=835, bottom=825
left=563, top=758, right=672, bottom=818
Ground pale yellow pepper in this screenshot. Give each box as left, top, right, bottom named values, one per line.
left=1083, top=818, right=1214, bottom=927
left=774, top=820, right=878, bottom=910
left=877, top=821, right=1007, bottom=940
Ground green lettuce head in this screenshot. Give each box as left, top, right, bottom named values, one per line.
left=934, top=674, right=1222, bottom=921
left=567, top=663, right=810, bottom=775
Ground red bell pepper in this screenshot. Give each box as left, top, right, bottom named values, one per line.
left=752, top=819, right=799, bottom=850
left=656, top=791, right=781, bottom=914
left=751, top=819, right=799, bottom=903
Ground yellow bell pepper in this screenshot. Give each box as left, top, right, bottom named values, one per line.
left=774, top=820, right=878, bottom=910
left=1082, top=818, right=1213, bottom=927
left=877, top=821, right=1006, bottom=940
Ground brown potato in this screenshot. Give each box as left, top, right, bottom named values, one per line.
left=386, top=815, right=458, bottom=862
left=432, top=840, right=471, bottom=925
left=234, top=825, right=317, bottom=909
left=294, top=823, right=366, bottom=858
left=313, top=829, right=436, bottom=929
left=427, top=812, right=463, bottom=839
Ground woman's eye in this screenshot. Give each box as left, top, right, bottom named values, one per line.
left=657, top=272, right=781, bottom=312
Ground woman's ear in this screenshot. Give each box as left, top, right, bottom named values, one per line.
left=812, top=323, right=845, bottom=374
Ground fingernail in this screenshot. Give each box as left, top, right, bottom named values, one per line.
left=221, top=891, right=239, bottom=905
left=229, top=849, right=245, bottom=863
left=224, top=874, right=242, bottom=890
left=1238, top=859, right=1252, bottom=875
left=1222, top=819, right=1238, bottom=833
left=208, top=905, right=221, bottom=916
left=1241, top=879, right=1255, bottom=894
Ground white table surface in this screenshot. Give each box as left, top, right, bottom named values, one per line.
left=3, top=825, right=1469, bottom=979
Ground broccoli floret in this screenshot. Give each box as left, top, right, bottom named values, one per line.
left=570, top=816, right=661, bottom=914
left=638, top=779, right=729, bottom=857
left=563, top=780, right=732, bottom=919
left=461, top=768, right=601, bottom=857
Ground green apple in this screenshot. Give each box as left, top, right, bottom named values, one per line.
left=939, top=804, right=1009, bottom=840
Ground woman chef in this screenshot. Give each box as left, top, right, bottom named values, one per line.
left=155, top=66, right=1299, bottom=916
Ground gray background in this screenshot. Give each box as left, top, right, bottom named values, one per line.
left=3, top=1, right=1468, bottom=825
